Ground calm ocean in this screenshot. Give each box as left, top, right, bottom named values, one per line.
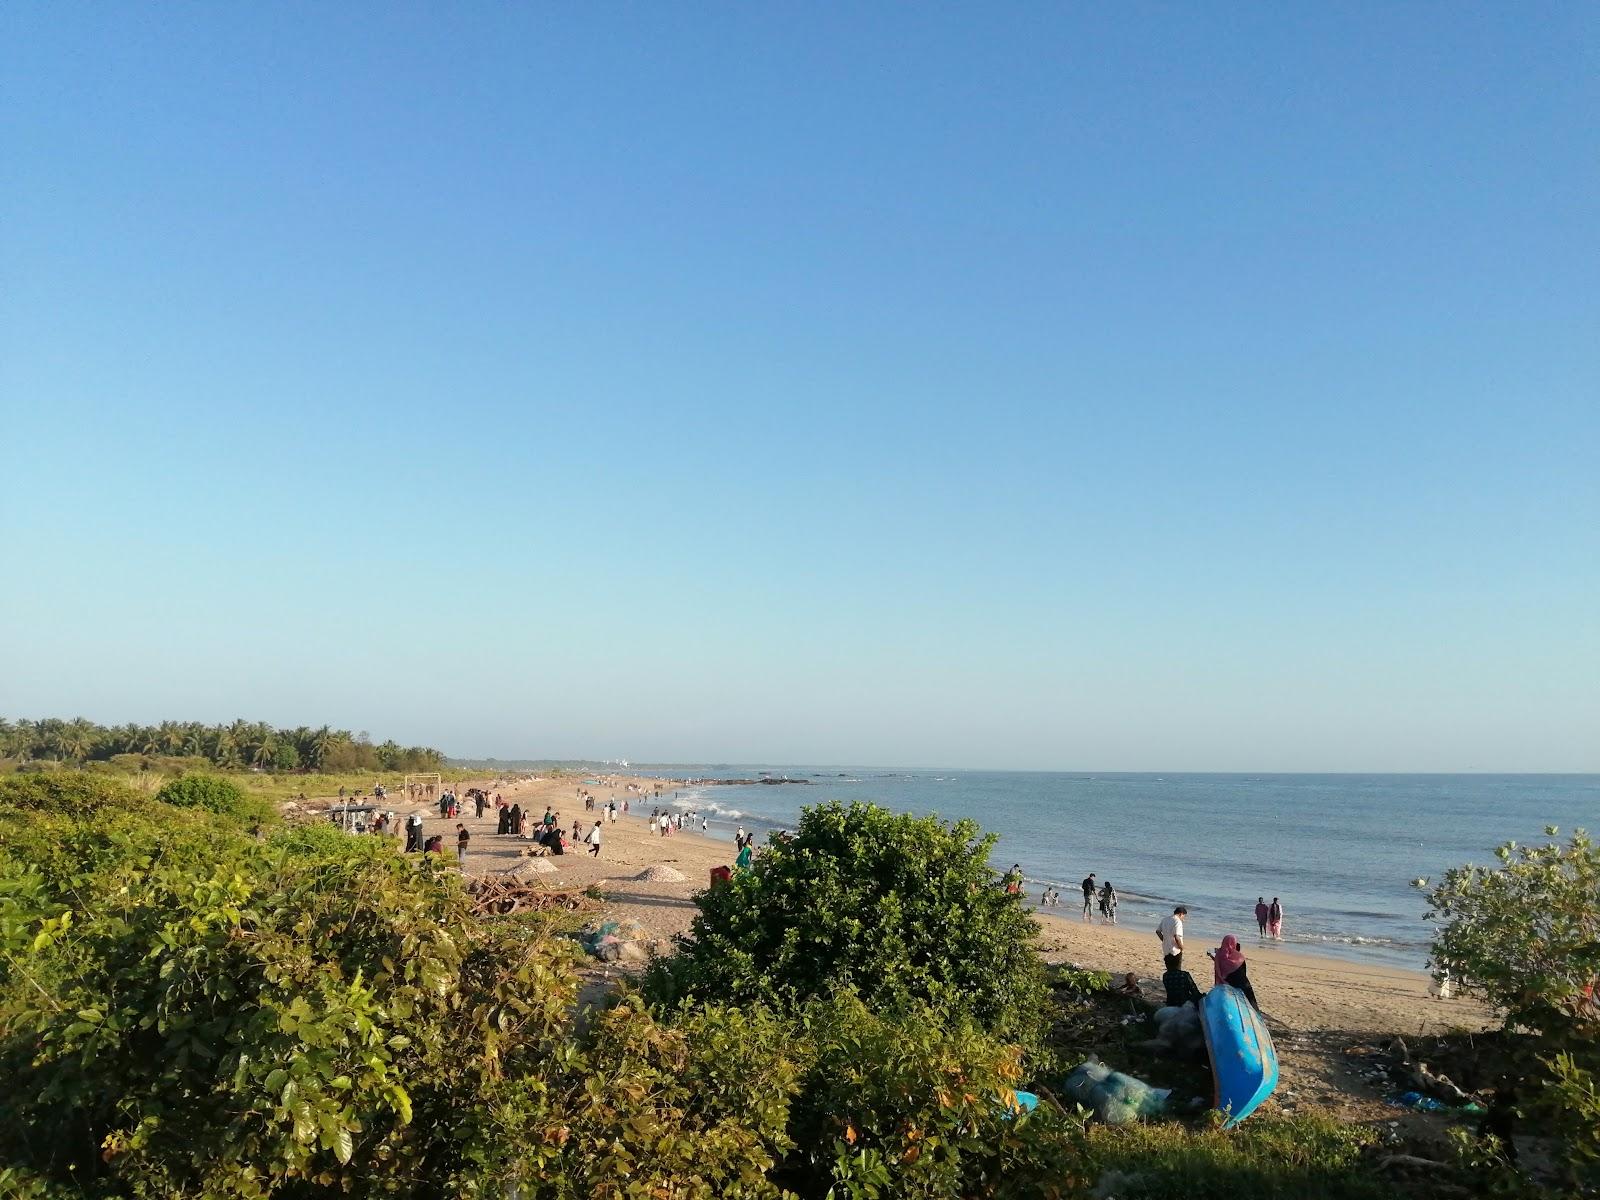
left=624, top=769, right=1598, bottom=970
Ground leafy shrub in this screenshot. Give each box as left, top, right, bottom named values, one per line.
left=1419, top=826, right=1600, bottom=1190
left=0, top=812, right=580, bottom=1198
left=529, top=998, right=800, bottom=1199
left=154, top=772, right=273, bottom=822
left=1049, top=965, right=1114, bottom=999
left=1419, top=827, right=1600, bottom=1032
left=777, top=991, right=1084, bottom=1200
left=650, top=801, right=1049, bottom=1044
left=0, top=771, right=145, bottom=814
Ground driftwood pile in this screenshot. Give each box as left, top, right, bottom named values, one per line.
left=467, top=874, right=594, bottom=918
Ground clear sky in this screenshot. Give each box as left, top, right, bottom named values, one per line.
left=3, top=6, right=1596, bottom=771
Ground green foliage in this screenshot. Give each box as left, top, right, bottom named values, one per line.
left=650, top=801, right=1049, bottom=1045
left=1048, top=965, right=1114, bottom=1000
left=1418, top=827, right=1600, bottom=1033
left=778, top=991, right=1083, bottom=1200
left=0, top=715, right=446, bottom=774
left=1419, top=826, right=1600, bottom=1189
left=0, top=801, right=580, bottom=1198
left=533, top=998, right=800, bottom=1199
left=0, top=770, right=147, bottom=814
left=1547, top=1053, right=1600, bottom=1191
left=154, top=772, right=271, bottom=822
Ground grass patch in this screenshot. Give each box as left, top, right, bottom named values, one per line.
left=1081, top=1114, right=1390, bottom=1199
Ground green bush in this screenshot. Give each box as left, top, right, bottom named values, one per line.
left=153, top=772, right=271, bottom=822
left=778, top=991, right=1083, bottom=1200
left=1419, top=827, right=1600, bottom=1186
left=649, top=801, right=1049, bottom=1045
left=530, top=998, right=800, bottom=1199
left=0, top=771, right=145, bottom=814
left=0, top=811, right=581, bottom=1198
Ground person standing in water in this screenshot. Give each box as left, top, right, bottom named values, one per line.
left=1099, top=880, right=1118, bottom=924
left=1081, top=873, right=1097, bottom=920
left=1268, top=897, right=1284, bottom=940
left=1254, top=897, right=1269, bottom=936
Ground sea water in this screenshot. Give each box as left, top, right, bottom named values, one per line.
left=627, top=769, right=1598, bottom=970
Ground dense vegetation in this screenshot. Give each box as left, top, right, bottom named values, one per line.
left=1, top=774, right=1586, bottom=1197
left=0, top=716, right=445, bottom=773
left=648, top=801, right=1050, bottom=1045
left=1419, top=827, right=1600, bottom=1191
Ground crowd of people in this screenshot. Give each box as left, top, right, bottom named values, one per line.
left=339, top=778, right=768, bottom=882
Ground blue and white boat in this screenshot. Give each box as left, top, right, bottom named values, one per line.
left=1201, top=983, right=1279, bottom=1127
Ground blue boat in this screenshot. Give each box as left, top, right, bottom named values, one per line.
left=1200, top=984, right=1278, bottom=1127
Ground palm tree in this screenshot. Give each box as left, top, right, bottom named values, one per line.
left=59, top=718, right=95, bottom=762
left=250, top=736, right=276, bottom=769
left=309, top=726, right=337, bottom=770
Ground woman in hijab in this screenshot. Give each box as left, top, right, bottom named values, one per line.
left=508, top=803, right=522, bottom=838
left=1099, top=880, right=1118, bottom=924
left=496, top=802, right=511, bottom=835
left=1268, top=897, right=1284, bottom=940
left=1209, top=934, right=1259, bottom=1010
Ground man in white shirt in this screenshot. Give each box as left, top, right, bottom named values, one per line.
left=1156, top=905, right=1188, bottom=971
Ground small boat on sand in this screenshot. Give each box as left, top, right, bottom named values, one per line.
left=1201, top=983, right=1278, bottom=1127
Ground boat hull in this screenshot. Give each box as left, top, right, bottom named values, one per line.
left=1201, top=983, right=1278, bottom=1127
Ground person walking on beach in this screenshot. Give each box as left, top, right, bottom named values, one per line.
left=586, top=820, right=603, bottom=857
left=1156, top=905, right=1187, bottom=971
left=1267, top=897, right=1284, bottom=940
left=1081, top=873, right=1097, bottom=920
left=455, top=823, right=469, bottom=863
left=1254, top=897, right=1269, bottom=937
left=1099, top=880, right=1118, bottom=924
left=735, top=841, right=754, bottom=871
left=1208, top=935, right=1260, bottom=1010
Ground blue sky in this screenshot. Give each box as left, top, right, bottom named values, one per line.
left=3, top=6, right=1596, bottom=770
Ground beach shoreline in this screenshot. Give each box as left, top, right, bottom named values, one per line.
left=304, top=770, right=1494, bottom=1122
left=335, top=772, right=1487, bottom=1030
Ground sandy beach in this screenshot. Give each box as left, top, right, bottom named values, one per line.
left=359, top=772, right=1492, bottom=1120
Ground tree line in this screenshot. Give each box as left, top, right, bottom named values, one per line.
left=0, top=717, right=445, bottom=774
